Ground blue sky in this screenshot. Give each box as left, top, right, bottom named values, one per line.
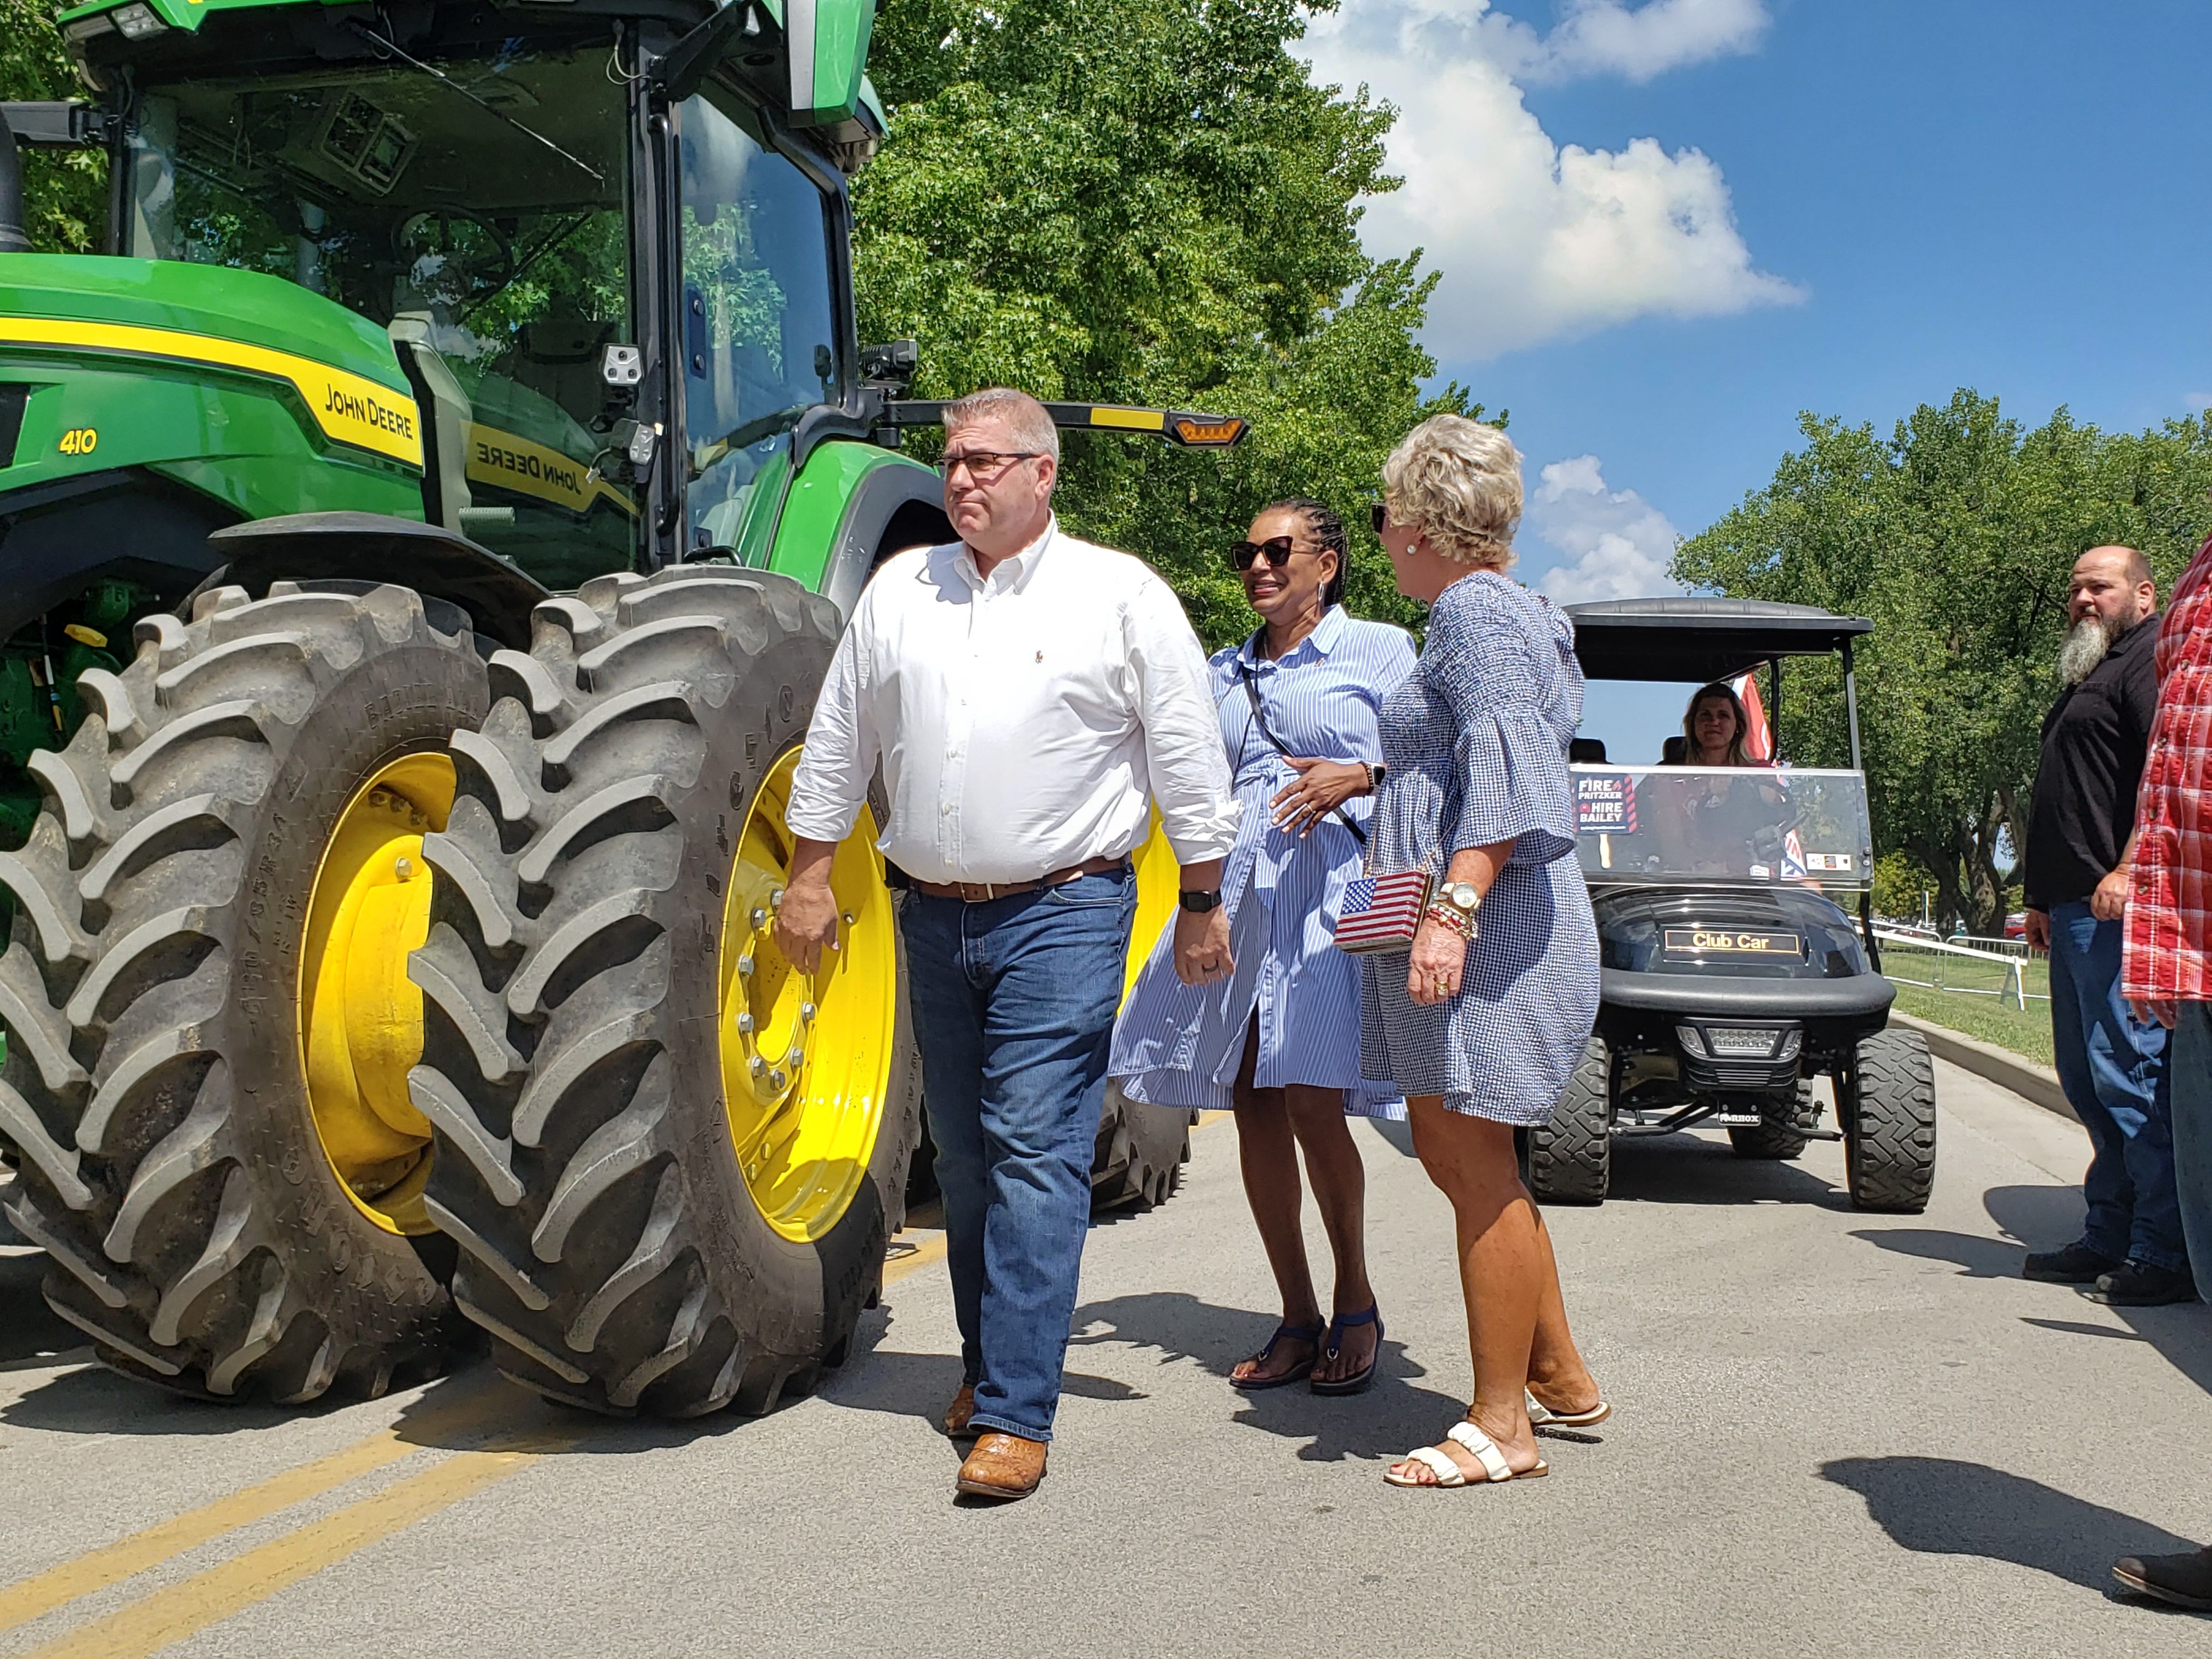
left=1303, top=0, right=2212, bottom=760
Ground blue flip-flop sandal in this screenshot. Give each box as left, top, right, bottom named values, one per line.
left=1231, top=1321, right=1326, bottom=1391
left=1310, top=1304, right=1383, bottom=1396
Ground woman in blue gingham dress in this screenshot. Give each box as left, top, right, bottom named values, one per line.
left=1357, top=575, right=1599, bottom=1116
left=1364, top=415, right=1609, bottom=1494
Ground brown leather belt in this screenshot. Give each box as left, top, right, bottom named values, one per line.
left=909, top=854, right=1127, bottom=904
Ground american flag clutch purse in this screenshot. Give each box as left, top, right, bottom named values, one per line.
left=1332, top=870, right=1433, bottom=955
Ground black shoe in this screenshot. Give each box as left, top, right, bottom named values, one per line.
left=2114, top=1546, right=2212, bottom=1611
left=2022, top=1241, right=2119, bottom=1284
left=2086, top=1260, right=2199, bottom=1306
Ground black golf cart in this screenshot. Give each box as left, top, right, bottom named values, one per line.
left=1528, top=599, right=1936, bottom=1212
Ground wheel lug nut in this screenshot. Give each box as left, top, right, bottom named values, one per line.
left=749, top=1056, right=766, bottom=1077
left=799, top=1001, right=816, bottom=1022
left=751, top=906, right=766, bottom=927
left=841, top=911, right=856, bottom=926
left=770, top=1069, right=787, bottom=1088
left=737, top=953, right=754, bottom=977
left=394, top=856, right=414, bottom=880
left=770, top=887, right=786, bottom=909
left=736, top=1012, right=754, bottom=1034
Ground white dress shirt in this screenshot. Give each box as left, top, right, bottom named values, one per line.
left=785, top=517, right=1239, bottom=885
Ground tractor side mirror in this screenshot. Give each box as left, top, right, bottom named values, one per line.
left=859, top=340, right=918, bottom=394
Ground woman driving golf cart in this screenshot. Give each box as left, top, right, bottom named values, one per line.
left=1655, top=682, right=1799, bottom=878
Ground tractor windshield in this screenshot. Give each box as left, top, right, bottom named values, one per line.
left=120, top=44, right=639, bottom=588
left=1571, top=765, right=1875, bottom=896
left=676, top=85, right=840, bottom=556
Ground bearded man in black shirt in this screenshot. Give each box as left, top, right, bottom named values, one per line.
left=2022, top=546, right=2191, bottom=1306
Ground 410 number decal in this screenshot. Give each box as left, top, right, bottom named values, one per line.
left=57, top=426, right=98, bottom=455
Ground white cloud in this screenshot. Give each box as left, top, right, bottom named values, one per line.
left=2188, top=392, right=2212, bottom=413
left=1531, top=0, right=1771, bottom=83
left=1528, top=454, right=1684, bottom=603
left=1301, top=1, right=1801, bottom=360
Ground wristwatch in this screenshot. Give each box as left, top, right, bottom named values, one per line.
left=1178, top=889, right=1223, bottom=913
left=1363, top=761, right=1389, bottom=792
left=1441, top=881, right=1481, bottom=917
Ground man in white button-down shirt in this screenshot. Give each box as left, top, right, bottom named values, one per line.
left=777, top=388, right=1238, bottom=1500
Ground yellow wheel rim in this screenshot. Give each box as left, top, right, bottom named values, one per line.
left=720, top=748, right=898, bottom=1243
left=296, top=753, right=454, bottom=1237
left=1122, top=811, right=1180, bottom=1010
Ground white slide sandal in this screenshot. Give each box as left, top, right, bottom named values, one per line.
left=1526, top=1390, right=1610, bottom=1429
left=1384, top=1420, right=1549, bottom=1487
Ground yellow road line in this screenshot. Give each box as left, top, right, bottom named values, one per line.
left=0, top=1379, right=506, bottom=1635
left=21, top=1423, right=587, bottom=1659
left=882, top=1230, right=947, bottom=1288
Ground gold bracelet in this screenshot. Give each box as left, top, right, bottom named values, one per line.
left=1423, top=902, right=1474, bottom=938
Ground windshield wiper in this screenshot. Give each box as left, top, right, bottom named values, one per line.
left=346, top=21, right=603, bottom=186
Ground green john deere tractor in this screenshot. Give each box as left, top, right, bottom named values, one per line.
left=0, top=0, right=1242, bottom=1415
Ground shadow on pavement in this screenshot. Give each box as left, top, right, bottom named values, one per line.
left=0, top=1246, right=80, bottom=1368
left=1603, top=1131, right=1849, bottom=1208
left=1985, top=1183, right=2212, bottom=1396
left=1846, top=1227, right=2025, bottom=1279
left=1822, top=1455, right=2196, bottom=1595
left=1064, top=1289, right=1476, bottom=1465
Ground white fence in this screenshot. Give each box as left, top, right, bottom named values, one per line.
left=1874, top=928, right=2044, bottom=1009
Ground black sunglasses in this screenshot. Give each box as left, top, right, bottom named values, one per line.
left=1227, top=536, right=1302, bottom=572
left=1369, top=501, right=1390, bottom=536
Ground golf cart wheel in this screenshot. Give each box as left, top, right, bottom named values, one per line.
left=1842, top=1029, right=1936, bottom=1212
left=413, top=568, right=921, bottom=1417
left=1728, top=1082, right=1814, bottom=1160
left=1092, top=1084, right=1190, bottom=1211
left=0, top=581, right=484, bottom=1401
left=1527, top=1037, right=1611, bottom=1204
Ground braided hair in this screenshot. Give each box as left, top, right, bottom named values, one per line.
left=1265, top=496, right=1348, bottom=608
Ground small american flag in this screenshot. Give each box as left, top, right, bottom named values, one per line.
left=1333, top=870, right=1432, bottom=955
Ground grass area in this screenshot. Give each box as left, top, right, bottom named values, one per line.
left=1888, top=983, right=2056, bottom=1069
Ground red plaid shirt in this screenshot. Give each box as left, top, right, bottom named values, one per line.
left=2123, top=529, right=2212, bottom=1001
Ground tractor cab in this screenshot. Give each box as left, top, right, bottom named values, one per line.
left=1523, top=597, right=1938, bottom=1214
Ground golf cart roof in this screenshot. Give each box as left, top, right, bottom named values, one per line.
left=1565, top=598, right=1874, bottom=683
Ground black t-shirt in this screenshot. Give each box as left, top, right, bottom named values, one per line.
left=2024, top=613, right=2161, bottom=909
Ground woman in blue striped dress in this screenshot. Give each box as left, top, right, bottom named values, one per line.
left=1111, top=499, right=1414, bottom=1393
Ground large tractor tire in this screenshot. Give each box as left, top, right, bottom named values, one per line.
left=414, top=568, right=921, bottom=1417
left=1526, top=1037, right=1611, bottom=1205
left=1092, top=1084, right=1190, bottom=1211
left=1841, top=1028, right=1936, bottom=1213
left=0, top=580, right=486, bottom=1400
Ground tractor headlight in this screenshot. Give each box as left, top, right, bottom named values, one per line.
left=1675, top=1024, right=1706, bottom=1056
left=111, top=3, right=168, bottom=39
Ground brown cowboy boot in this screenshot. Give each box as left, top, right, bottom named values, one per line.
left=942, top=1383, right=978, bottom=1439
left=955, top=1432, right=1047, bottom=1500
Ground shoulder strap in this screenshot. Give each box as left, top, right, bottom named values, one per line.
left=1238, top=658, right=1367, bottom=846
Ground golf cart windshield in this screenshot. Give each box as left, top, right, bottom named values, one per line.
left=1572, top=764, right=1874, bottom=896
left=120, top=43, right=639, bottom=586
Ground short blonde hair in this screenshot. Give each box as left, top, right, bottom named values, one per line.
left=1381, top=415, right=1521, bottom=570
left=943, top=386, right=1061, bottom=466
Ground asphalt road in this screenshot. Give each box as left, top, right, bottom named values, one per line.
left=3, top=1060, right=2207, bottom=1658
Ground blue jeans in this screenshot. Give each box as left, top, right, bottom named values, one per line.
left=898, top=867, right=1136, bottom=1441
left=2046, top=901, right=2183, bottom=1272
left=2169, top=1001, right=2210, bottom=1284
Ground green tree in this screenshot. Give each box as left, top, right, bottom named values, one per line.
left=1, top=1, right=105, bottom=252
left=1678, top=390, right=2212, bottom=933
left=856, top=0, right=1481, bottom=643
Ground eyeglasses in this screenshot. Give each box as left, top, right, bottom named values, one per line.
left=1227, top=536, right=1306, bottom=572
left=938, top=449, right=1042, bottom=482
left=1369, top=501, right=1391, bottom=536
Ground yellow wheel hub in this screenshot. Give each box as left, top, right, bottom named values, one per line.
left=720, top=748, right=897, bottom=1243
left=297, top=753, right=454, bottom=1236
